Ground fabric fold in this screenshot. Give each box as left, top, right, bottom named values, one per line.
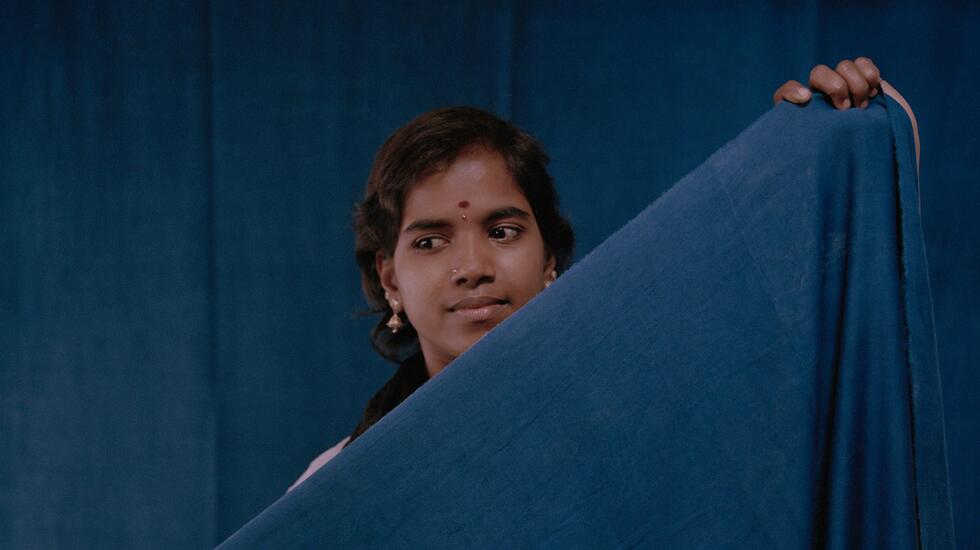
left=219, top=95, right=954, bottom=549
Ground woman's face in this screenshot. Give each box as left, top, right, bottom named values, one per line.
left=377, top=146, right=556, bottom=377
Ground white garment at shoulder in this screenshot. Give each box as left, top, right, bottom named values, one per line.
left=287, top=435, right=351, bottom=493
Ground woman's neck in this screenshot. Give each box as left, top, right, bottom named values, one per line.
left=418, top=341, right=455, bottom=378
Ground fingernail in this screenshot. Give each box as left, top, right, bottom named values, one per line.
left=842, top=98, right=851, bottom=109
left=860, top=99, right=868, bottom=109
left=797, top=88, right=810, bottom=99
left=870, top=88, right=878, bottom=97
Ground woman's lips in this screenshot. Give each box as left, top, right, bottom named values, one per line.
left=451, top=302, right=507, bottom=322
left=448, top=295, right=508, bottom=322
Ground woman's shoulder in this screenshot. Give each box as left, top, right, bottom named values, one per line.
left=285, top=354, right=426, bottom=493
left=286, top=435, right=351, bottom=493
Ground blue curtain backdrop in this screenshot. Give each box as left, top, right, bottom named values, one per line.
left=1, top=1, right=976, bottom=547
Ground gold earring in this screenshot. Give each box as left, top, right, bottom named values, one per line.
left=387, top=311, right=404, bottom=334
left=544, top=270, right=557, bottom=288
left=386, top=297, right=404, bottom=333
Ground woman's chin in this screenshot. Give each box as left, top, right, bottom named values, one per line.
left=445, top=325, right=498, bottom=357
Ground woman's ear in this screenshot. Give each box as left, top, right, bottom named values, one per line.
left=375, top=250, right=399, bottom=302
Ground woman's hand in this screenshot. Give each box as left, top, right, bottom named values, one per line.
left=773, top=57, right=883, bottom=110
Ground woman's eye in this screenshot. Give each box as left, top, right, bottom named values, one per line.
left=489, top=226, right=523, bottom=241
left=413, top=236, right=449, bottom=250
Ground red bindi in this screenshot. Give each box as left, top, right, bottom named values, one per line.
left=458, top=201, right=470, bottom=208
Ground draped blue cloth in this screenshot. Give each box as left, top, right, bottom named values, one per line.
left=219, top=95, right=954, bottom=548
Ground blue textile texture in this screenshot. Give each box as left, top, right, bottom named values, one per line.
left=218, top=95, right=954, bottom=548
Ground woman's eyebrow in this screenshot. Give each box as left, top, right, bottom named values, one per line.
left=483, top=206, right=531, bottom=224
left=402, top=207, right=531, bottom=235
left=402, top=218, right=451, bottom=235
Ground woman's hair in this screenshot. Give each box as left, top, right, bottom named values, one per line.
left=353, top=106, right=575, bottom=363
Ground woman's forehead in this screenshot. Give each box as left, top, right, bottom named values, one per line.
left=401, top=149, right=530, bottom=220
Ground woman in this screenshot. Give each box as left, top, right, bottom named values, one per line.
left=288, top=57, right=887, bottom=491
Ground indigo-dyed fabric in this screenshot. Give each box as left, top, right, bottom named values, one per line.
left=218, top=95, right=954, bottom=548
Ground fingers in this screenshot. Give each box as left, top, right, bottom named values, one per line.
left=855, top=56, right=882, bottom=98
left=772, top=79, right=812, bottom=105
left=835, top=59, right=871, bottom=108
left=809, top=64, right=851, bottom=109
left=783, top=57, right=884, bottom=111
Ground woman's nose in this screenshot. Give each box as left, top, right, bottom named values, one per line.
left=450, top=237, right=495, bottom=288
